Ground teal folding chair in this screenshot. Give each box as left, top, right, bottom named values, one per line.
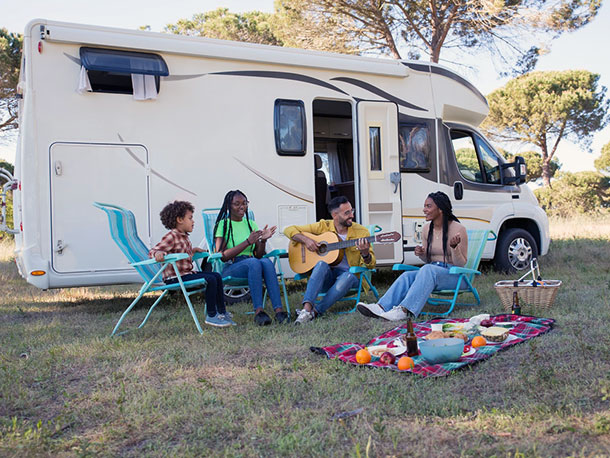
left=201, top=208, right=290, bottom=315
left=293, top=225, right=380, bottom=314
left=392, top=229, right=496, bottom=317
left=94, top=202, right=210, bottom=336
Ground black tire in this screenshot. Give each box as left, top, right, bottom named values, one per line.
left=494, top=228, right=538, bottom=273
left=223, top=286, right=251, bottom=304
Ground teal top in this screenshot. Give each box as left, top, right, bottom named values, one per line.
left=215, top=218, right=259, bottom=256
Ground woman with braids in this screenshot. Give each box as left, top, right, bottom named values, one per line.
left=357, top=191, right=468, bottom=320
left=214, top=190, right=289, bottom=326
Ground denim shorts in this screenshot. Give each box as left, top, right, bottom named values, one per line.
left=429, top=261, right=450, bottom=268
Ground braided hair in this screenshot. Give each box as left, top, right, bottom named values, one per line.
left=425, top=191, right=460, bottom=263
left=213, top=190, right=255, bottom=253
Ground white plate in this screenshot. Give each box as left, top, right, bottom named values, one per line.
left=484, top=333, right=518, bottom=345
left=367, top=344, right=407, bottom=357
left=461, top=347, right=476, bottom=357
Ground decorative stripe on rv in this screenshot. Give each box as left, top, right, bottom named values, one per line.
left=330, top=77, right=427, bottom=112
left=211, top=71, right=349, bottom=95
left=233, top=157, right=313, bottom=203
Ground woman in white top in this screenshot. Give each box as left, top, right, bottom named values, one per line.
left=357, top=191, right=468, bottom=320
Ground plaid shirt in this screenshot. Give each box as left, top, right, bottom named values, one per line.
left=149, top=229, right=195, bottom=280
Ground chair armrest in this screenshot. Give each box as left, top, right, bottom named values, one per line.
left=131, top=252, right=189, bottom=267
left=392, top=264, right=420, bottom=272
left=192, top=252, right=210, bottom=261
left=263, top=249, right=287, bottom=259
left=448, top=266, right=480, bottom=275
left=349, top=266, right=376, bottom=274
left=207, top=253, right=223, bottom=260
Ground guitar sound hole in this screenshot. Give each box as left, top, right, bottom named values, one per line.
left=318, top=243, right=328, bottom=255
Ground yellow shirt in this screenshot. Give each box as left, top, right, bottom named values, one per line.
left=283, top=219, right=376, bottom=270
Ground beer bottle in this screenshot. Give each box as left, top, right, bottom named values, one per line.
left=406, top=318, right=418, bottom=357
left=511, top=291, right=521, bottom=315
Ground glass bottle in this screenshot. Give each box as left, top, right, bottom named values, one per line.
left=406, top=318, right=418, bottom=357
left=511, top=290, right=521, bottom=315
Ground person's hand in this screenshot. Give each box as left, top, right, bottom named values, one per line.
left=414, top=245, right=425, bottom=257
left=449, top=233, right=461, bottom=249
left=154, top=252, right=165, bottom=262
left=193, top=247, right=206, bottom=253
left=356, top=238, right=370, bottom=258
left=302, top=236, right=320, bottom=252
left=260, top=225, right=277, bottom=241
left=247, top=230, right=264, bottom=244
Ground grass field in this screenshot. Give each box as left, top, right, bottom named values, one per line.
left=1, top=217, right=609, bottom=457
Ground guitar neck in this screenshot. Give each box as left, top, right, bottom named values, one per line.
left=326, top=235, right=376, bottom=252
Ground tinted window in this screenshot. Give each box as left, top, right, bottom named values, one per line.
left=399, top=124, right=430, bottom=171
left=475, top=134, right=503, bottom=184
left=274, top=100, right=306, bottom=156
left=80, top=47, right=169, bottom=76
left=369, top=127, right=382, bottom=171
left=451, top=131, right=483, bottom=183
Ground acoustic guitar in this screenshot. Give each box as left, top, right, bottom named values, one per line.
left=288, top=231, right=402, bottom=274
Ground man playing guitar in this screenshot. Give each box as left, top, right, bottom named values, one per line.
left=284, top=196, right=376, bottom=324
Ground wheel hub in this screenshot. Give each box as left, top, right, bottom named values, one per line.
left=507, top=237, right=532, bottom=270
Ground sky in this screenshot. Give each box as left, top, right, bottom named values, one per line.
left=1, top=0, right=609, bottom=173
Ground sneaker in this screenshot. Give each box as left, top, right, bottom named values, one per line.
left=379, top=306, right=413, bottom=322
left=275, top=311, right=289, bottom=324
left=254, top=311, right=272, bottom=326
left=294, top=308, right=315, bottom=325
left=356, top=302, right=385, bottom=319
left=205, top=314, right=231, bottom=327
left=217, top=313, right=237, bottom=326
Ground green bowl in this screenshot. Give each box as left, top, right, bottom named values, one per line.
left=419, top=338, right=465, bottom=364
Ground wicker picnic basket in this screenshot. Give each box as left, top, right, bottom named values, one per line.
left=494, top=258, right=561, bottom=311
left=494, top=279, right=562, bottom=311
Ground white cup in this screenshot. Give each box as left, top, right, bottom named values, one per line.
left=430, top=323, right=443, bottom=332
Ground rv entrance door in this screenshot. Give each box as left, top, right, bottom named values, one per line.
left=356, top=101, right=402, bottom=264
left=50, top=142, right=150, bottom=274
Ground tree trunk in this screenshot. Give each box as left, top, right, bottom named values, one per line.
left=541, top=157, right=552, bottom=188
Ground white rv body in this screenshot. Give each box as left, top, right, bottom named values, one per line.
left=12, top=19, right=549, bottom=289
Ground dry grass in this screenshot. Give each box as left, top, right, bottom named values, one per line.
left=1, top=216, right=609, bottom=457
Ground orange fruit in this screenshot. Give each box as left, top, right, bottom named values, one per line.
left=397, top=356, right=414, bottom=371
left=356, top=348, right=371, bottom=364
left=471, top=336, right=487, bottom=348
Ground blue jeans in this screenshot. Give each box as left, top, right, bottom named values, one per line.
left=379, top=263, right=468, bottom=316
left=222, top=256, right=283, bottom=312
left=165, top=271, right=225, bottom=317
left=303, top=261, right=359, bottom=315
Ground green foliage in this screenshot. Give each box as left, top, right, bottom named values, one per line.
left=535, top=171, right=610, bottom=216
left=504, top=151, right=561, bottom=182
left=594, top=141, right=610, bottom=175
left=165, top=8, right=282, bottom=45
left=0, top=29, right=22, bottom=133
left=0, top=159, right=14, bottom=175
left=483, top=70, right=609, bottom=185
left=295, top=0, right=600, bottom=71
left=164, top=4, right=358, bottom=54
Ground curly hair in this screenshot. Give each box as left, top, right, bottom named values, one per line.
left=159, top=200, right=195, bottom=230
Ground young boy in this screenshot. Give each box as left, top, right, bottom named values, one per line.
left=149, top=200, right=235, bottom=327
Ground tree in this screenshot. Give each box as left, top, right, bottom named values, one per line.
left=535, top=171, right=610, bottom=216
left=287, top=0, right=601, bottom=73
left=504, top=150, right=561, bottom=183
left=165, top=8, right=282, bottom=45
left=0, top=29, right=22, bottom=134
left=595, top=141, right=610, bottom=175
left=482, top=70, right=609, bottom=187
left=164, top=4, right=358, bottom=54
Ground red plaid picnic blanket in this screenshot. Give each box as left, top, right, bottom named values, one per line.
left=311, top=314, right=554, bottom=377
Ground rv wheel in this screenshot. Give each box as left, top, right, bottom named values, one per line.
left=223, top=286, right=251, bottom=304
left=494, top=228, right=538, bottom=273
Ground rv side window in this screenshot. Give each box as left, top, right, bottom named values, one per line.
left=451, top=130, right=483, bottom=183
left=399, top=124, right=430, bottom=172
left=274, top=100, right=306, bottom=156
left=79, top=47, right=169, bottom=96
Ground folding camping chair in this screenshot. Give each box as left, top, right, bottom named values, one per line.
left=293, top=225, right=380, bottom=314
left=201, top=208, right=290, bottom=314
left=94, top=202, right=210, bottom=336
left=392, top=229, right=496, bottom=317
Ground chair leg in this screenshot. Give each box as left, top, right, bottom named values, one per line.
left=279, top=276, right=291, bottom=315
left=175, top=277, right=204, bottom=334
left=111, top=290, right=148, bottom=336
left=137, top=290, right=169, bottom=330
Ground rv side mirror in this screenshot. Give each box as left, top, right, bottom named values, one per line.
left=514, top=156, right=527, bottom=184
left=500, top=156, right=527, bottom=185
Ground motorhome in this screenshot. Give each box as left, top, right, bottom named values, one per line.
left=4, top=19, right=549, bottom=290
